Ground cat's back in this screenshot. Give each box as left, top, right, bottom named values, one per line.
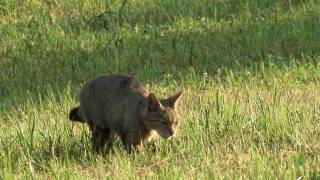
left=79, top=74, right=148, bottom=127
left=81, top=74, right=146, bottom=100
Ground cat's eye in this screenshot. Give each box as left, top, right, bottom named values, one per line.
left=160, top=121, right=167, bottom=125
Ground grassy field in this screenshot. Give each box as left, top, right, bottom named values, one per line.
left=1, top=0, right=320, bottom=179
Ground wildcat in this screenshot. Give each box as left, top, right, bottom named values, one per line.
left=69, top=74, right=182, bottom=154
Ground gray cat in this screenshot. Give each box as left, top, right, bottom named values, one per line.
left=69, top=74, right=182, bottom=153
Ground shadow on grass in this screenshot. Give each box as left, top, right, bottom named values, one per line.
left=62, top=0, right=312, bottom=33
left=0, top=0, right=319, bottom=114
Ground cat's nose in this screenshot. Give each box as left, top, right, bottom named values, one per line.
left=169, top=130, right=174, bottom=136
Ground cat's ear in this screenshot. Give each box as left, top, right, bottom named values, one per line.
left=166, top=91, right=182, bottom=109
left=147, top=93, right=160, bottom=112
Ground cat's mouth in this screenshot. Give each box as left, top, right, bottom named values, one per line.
left=157, top=129, right=174, bottom=138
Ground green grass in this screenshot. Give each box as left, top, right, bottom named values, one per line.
left=1, top=0, right=320, bottom=179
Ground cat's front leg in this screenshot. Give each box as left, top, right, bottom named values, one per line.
left=121, top=132, right=142, bottom=154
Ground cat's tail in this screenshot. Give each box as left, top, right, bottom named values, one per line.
left=69, top=106, right=85, bottom=122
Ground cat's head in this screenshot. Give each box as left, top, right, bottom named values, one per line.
left=143, top=92, right=182, bottom=138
